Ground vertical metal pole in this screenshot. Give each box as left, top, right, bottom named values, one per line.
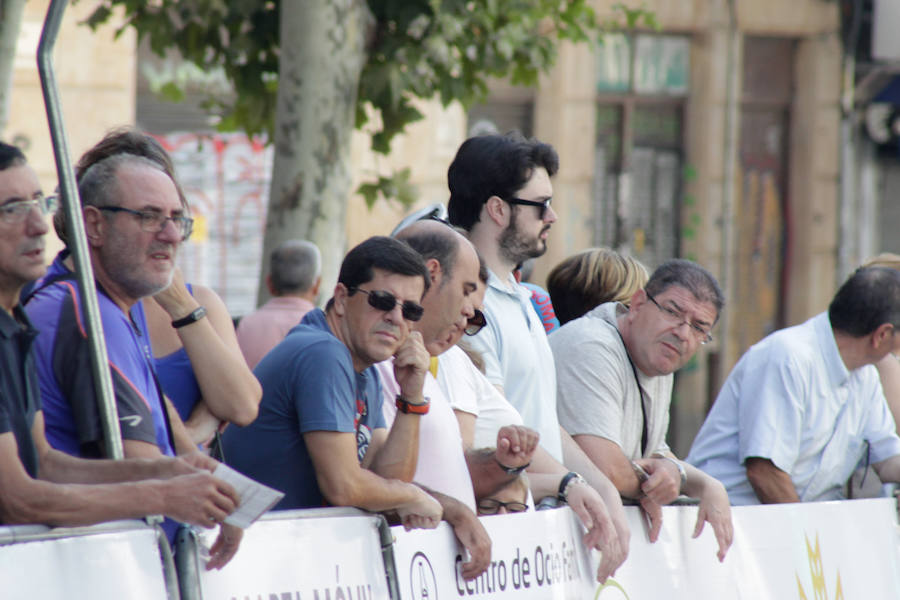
left=37, top=0, right=123, bottom=460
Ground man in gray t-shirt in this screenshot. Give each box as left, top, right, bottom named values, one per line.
left=551, top=259, right=733, bottom=562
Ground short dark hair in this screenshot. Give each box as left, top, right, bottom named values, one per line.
left=57, top=128, right=186, bottom=244
left=447, top=132, right=559, bottom=231
left=395, top=221, right=460, bottom=283
left=644, top=259, right=725, bottom=322
left=329, top=237, right=430, bottom=309
left=270, top=240, right=321, bottom=295
left=829, top=266, right=900, bottom=336
left=0, top=142, right=26, bottom=171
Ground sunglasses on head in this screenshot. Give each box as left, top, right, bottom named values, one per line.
left=465, top=309, right=487, bottom=336
left=350, top=287, right=425, bottom=322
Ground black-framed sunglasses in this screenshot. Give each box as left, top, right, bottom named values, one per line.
left=645, top=291, right=713, bottom=345
left=350, top=287, right=425, bottom=322
left=504, top=197, right=552, bottom=219
left=477, top=498, right=528, bottom=515
left=99, top=206, right=194, bottom=241
left=464, top=309, right=487, bottom=336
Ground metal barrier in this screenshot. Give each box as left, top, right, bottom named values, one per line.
left=175, top=507, right=396, bottom=600
left=0, top=520, right=176, bottom=599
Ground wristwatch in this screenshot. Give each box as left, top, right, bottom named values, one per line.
left=495, top=457, right=530, bottom=475
left=171, top=306, right=207, bottom=329
left=395, top=394, right=430, bottom=415
left=557, top=471, right=587, bottom=503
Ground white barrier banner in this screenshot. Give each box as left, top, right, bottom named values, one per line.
left=198, top=510, right=390, bottom=600
left=0, top=526, right=167, bottom=599
left=393, top=498, right=900, bottom=599
left=600, top=497, right=900, bottom=599
left=392, top=506, right=596, bottom=599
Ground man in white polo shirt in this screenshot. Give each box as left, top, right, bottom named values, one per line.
left=446, top=132, right=630, bottom=579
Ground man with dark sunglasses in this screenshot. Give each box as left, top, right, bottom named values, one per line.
left=447, top=132, right=629, bottom=583
left=375, top=220, right=540, bottom=580
left=223, top=236, right=442, bottom=530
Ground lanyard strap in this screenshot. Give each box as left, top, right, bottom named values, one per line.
left=614, top=326, right=649, bottom=457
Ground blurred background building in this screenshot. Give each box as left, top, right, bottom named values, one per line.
left=5, top=0, right=899, bottom=453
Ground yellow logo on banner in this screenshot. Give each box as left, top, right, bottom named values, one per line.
left=594, top=578, right=630, bottom=599
left=796, top=533, right=843, bottom=600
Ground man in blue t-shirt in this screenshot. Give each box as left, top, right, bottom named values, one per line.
left=224, top=236, right=442, bottom=527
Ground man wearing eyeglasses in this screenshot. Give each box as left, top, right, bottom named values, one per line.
left=447, top=132, right=630, bottom=582
left=222, top=236, right=442, bottom=529
left=550, top=259, right=733, bottom=562
left=26, top=153, right=194, bottom=462
left=688, top=266, right=900, bottom=506
left=0, top=143, right=242, bottom=568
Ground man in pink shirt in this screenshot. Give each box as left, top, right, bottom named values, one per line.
left=237, top=240, right=321, bottom=368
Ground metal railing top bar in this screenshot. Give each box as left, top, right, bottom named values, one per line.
left=0, top=520, right=153, bottom=546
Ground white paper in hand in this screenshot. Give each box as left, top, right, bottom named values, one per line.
left=212, top=463, right=284, bottom=528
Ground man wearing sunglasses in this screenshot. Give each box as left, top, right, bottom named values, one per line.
left=375, top=220, right=540, bottom=580
left=447, top=132, right=629, bottom=582
left=550, top=259, right=734, bottom=562
left=223, top=236, right=442, bottom=530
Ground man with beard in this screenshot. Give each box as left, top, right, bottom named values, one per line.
left=23, top=151, right=243, bottom=561
left=551, top=259, right=733, bottom=561
left=446, top=132, right=631, bottom=576
left=0, top=143, right=241, bottom=565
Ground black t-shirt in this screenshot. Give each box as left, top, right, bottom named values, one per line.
left=0, top=305, right=41, bottom=479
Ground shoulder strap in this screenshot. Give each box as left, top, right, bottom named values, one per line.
left=613, top=326, right=649, bottom=457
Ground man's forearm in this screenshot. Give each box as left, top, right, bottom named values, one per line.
left=364, top=414, right=421, bottom=481
left=39, top=447, right=181, bottom=485
left=745, top=457, right=800, bottom=503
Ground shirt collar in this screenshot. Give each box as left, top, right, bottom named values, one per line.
left=486, top=269, right=531, bottom=302
left=0, top=304, right=38, bottom=343
left=815, top=312, right=850, bottom=387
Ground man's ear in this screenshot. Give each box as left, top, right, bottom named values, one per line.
left=425, top=257, right=442, bottom=287
left=331, top=282, right=349, bottom=317
left=629, top=288, right=648, bottom=313
left=265, top=274, right=277, bottom=296
left=483, top=195, right=509, bottom=227
left=872, top=323, right=895, bottom=350
left=310, top=275, right=321, bottom=298
left=82, top=206, right=105, bottom=247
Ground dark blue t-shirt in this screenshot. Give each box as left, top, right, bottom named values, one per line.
left=222, top=308, right=386, bottom=509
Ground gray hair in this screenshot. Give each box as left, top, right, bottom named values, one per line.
left=270, top=240, right=321, bottom=295
left=77, top=153, right=167, bottom=210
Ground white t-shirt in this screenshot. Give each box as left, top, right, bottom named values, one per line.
left=464, top=270, right=563, bottom=461
left=687, top=312, right=900, bottom=505
left=550, top=302, right=671, bottom=459
left=437, top=345, right=524, bottom=450
left=375, top=358, right=476, bottom=512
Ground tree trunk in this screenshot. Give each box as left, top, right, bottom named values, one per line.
left=0, top=0, right=27, bottom=135
left=258, top=0, right=372, bottom=307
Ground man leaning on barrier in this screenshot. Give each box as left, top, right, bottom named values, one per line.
left=0, top=141, right=241, bottom=568
left=550, top=259, right=733, bottom=561
left=689, top=266, right=900, bottom=505
left=223, top=236, right=443, bottom=528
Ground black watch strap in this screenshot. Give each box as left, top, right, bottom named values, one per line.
left=495, top=457, right=530, bottom=475
left=172, top=306, right=207, bottom=328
